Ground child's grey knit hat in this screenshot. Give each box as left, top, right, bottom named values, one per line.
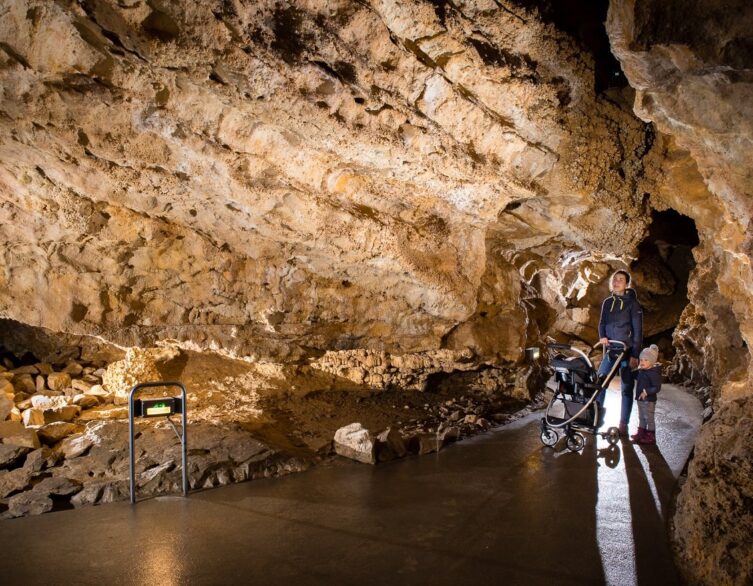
left=640, top=344, right=659, bottom=364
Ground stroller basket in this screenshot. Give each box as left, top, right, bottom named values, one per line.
left=539, top=340, right=626, bottom=451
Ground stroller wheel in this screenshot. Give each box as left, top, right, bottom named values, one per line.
left=605, top=427, right=620, bottom=446
left=540, top=427, right=558, bottom=447
left=566, top=432, right=585, bottom=452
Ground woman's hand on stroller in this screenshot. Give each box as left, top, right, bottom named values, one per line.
left=598, top=337, right=609, bottom=347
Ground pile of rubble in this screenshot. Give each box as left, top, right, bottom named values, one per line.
left=333, top=391, right=543, bottom=464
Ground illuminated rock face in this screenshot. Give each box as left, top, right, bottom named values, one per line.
left=608, top=1, right=753, bottom=583
left=1, top=0, right=751, bottom=575
left=0, top=0, right=653, bottom=365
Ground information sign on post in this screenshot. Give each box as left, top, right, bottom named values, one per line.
left=128, top=381, right=188, bottom=504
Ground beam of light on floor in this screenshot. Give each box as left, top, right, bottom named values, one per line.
left=596, top=389, right=636, bottom=586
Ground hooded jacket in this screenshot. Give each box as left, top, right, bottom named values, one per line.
left=598, top=288, right=643, bottom=358
left=635, top=364, right=662, bottom=401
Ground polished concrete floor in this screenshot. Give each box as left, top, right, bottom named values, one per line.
left=0, top=385, right=702, bottom=586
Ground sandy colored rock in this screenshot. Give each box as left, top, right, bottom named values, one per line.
left=46, top=372, right=72, bottom=392
left=84, top=384, right=108, bottom=396
left=72, top=394, right=99, bottom=409
left=31, top=395, right=72, bottom=410
left=6, top=490, right=53, bottom=517
left=0, top=444, right=31, bottom=469
left=0, top=466, right=33, bottom=498
left=34, top=363, right=54, bottom=376
left=334, top=423, right=376, bottom=465
left=102, top=348, right=161, bottom=401
left=21, top=408, right=45, bottom=428
left=376, top=427, right=407, bottom=462
left=0, top=393, right=13, bottom=421
left=0, top=420, right=41, bottom=448
left=63, top=362, right=83, bottom=376
left=12, top=374, right=36, bottom=395
left=38, top=422, right=86, bottom=445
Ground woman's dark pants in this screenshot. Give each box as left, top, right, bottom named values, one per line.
left=595, top=351, right=635, bottom=425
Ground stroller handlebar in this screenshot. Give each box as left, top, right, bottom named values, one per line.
left=547, top=343, right=572, bottom=350
left=593, top=339, right=628, bottom=350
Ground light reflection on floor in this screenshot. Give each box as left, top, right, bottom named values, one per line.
left=596, top=386, right=637, bottom=586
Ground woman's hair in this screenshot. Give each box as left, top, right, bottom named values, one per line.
left=611, top=269, right=631, bottom=286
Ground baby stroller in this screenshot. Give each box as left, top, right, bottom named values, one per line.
left=539, top=340, right=626, bottom=451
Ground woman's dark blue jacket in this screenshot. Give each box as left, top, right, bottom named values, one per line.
left=597, top=288, right=643, bottom=358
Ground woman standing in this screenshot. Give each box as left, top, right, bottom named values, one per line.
left=596, top=270, right=643, bottom=435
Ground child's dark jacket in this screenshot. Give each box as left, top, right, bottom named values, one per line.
left=635, top=364, right=662, bottom=402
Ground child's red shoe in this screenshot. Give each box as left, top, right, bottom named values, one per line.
left=639, top=430, right=656, bottom=445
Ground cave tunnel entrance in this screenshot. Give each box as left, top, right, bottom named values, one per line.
left=635, top=209, right=699, bottom=360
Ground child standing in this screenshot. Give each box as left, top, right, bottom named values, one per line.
left=631, top=344, right=662, bottom=445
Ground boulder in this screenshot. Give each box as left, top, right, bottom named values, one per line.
left=6, top=490, right=53, bottom=517
left=34, top=363, right=54, bottom=375
left=438, top=426, right=460, bottom=445
left=38, top=422, right=85, bottom=445
left=11, top=365, right=38, bottom=375
left=71, top=379, right=93, bottom=392
left=0, top=379, right=14, bottom=396
left=63, top=362, right=84, bottom=376
left=13, top=374, right=36, bottom=394
left=60, top=433, right=94, bottom=459
left=35, top=375, right=46, bottom=393
left=78, top=405, right=128, bottom=421
left=0, top=393, right=13, bottom=420
left=0, top=444, right=31, bottom=469
left=15, top=396, right=32, bottom=409
left=72, top=394, right=100, bottom=409
left=84, top=384, right=109, bottom=396
left=31, top=395, right=72, bottom=410
left=102, top=348, right=161, bottom=402
left=0, top=421, right=41, bottom=448
left=376, top=427, right=407, bottom=462
left=22, top=408, right=45, bottom=427
left=0, top=466, right=33, bottom=498
left=334, top=423, right=376, bottom=464
left=46, top=372, right=72, bottom=392
left=33, top=475, right=82, bottom=496
left=408, top=433, right=441, bottom=455
left=23, top=447, right=59, bottom=473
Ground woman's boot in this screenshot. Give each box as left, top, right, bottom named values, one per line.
left=630, top=427, right=645, bottom=442
left=618, top=421, right=628, bottom=436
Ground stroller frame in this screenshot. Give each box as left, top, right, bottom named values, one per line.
left=540, top=340, right=626, bottom=452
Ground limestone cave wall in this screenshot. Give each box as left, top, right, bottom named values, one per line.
left=0, top=0, right=654, bottom=365
left=608, top=1, right=753, bottom=583
left=0, top=0, right=751, bottom=582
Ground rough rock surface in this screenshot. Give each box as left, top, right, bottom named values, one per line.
left=102, top=347, right=161, bottom=401
left=0, top=418, right=308, bottom=517
left=0, top=1, right=750, bottom=578
left=607, top=1, right=753, bottom=583
left=333, top=422, right=376, bottom=464
left=0, top=0, right=654, bottom=365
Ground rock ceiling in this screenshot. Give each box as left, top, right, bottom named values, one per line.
left=0, top=0, right=656, bottom=362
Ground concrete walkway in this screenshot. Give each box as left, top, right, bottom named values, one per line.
left=0, top=385, right=702, bottom=586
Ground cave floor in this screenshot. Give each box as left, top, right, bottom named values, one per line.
left=0, top=385, right=702, bottom=586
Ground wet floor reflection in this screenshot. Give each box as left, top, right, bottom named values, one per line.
left=595, top=388, right=680, bottom=586
left=0, top=386, right=700, bottom=586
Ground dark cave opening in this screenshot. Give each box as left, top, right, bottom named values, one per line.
left=634, top=209, right=699, bottom=359
left=508, top=0, right=628, bottom=93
